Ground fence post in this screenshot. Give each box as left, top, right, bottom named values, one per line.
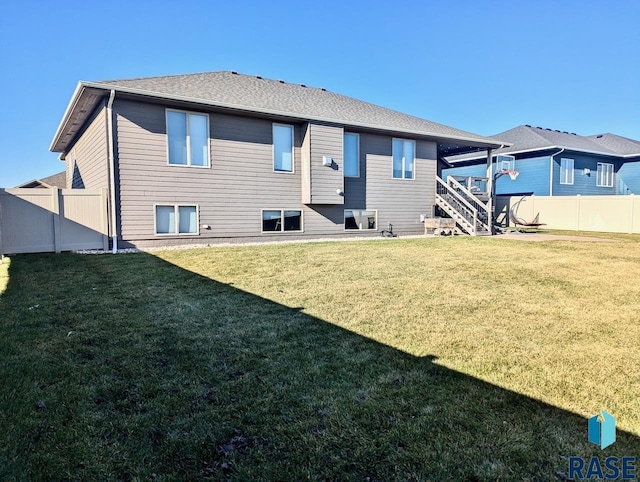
left=52, top=188, right=62, bottom=253
left=630, top=194, right=635, bottom=234
left=575, top=195, right=581, bottom=231
left=0, top=190, right=4, bottom=261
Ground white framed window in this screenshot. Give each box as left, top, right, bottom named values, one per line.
left=597, top=162, right=614, bottom=187
left=166, top=109, right=209, bottom=167
left=273, top=124, right=294, bottom=172
left=560, top=158, right=574, bottom=185
left=262, top=209, right=303, bottom=232
left=392, top=138, right=415, bottom=179
left=155, top=205, right=199, bottom=235
left=344, top=133, right=359, bottom=177
left=344, top=210, right=377, bottom=230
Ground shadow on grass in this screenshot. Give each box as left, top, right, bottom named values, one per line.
left=0, top=252, right=638, bottom=481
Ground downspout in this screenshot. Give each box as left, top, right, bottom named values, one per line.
left=106, top=90, right=118, bottom=253
left=549, top=148, right=564, bottom=196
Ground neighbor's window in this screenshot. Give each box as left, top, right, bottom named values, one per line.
left=262, top=209, right=302, bottom=232
left=392, top=138, right=415, bottom=179
left=166, top=110, right=209, bottom=167
left=344, top=133, right=359, bottom=177
left=597, top=162, right=614, bottom=187
left=560, top=158, right=574, bottom=185
left=273, top=124, right=294, bottom=172
left=344, top=210, right=377, bottom=230
left=155, top=205, right=198, bottom=235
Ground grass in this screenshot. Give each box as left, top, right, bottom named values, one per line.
left=1, top=235, right=639, bottom=480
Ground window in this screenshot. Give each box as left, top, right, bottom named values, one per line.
left=155, top=205, right=198, bottom=235
left=344, top=133, right=359, bottom=177
left=166, top=110, right=209, bottom=167
left=560, top=158, right=574, bottom=185
left=262, top=209, right=302, bottom=232
left=344, top=210, right=377, bottom=230
left=392, top=138, right=415, bottom=179
left=597, top=163, right=614, bottom=187
left=273, top=124, right=294, bottom=172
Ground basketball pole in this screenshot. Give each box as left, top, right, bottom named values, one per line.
left=486, top=148, right=493, bottom=234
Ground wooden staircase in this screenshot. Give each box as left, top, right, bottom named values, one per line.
left=435, top=176, right=491, bottom=236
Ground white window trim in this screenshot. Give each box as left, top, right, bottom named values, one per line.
left=154, top=204, right=200, bottom=236
left=596, top=162, right=614, bottom=187
left=343, top=209, right=378, bottom=231
left=272, top=123, right=295, bottom=174
left=392, top=138, right=416, bottom=180
left=560, top=158, right=574, bottom=185
left=165, top=109, right=211, bottom=168
left=260, top=208, right=304, bottom=233
left=344, top=132, right=360, bottom=178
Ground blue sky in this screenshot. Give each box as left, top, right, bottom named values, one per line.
left=1, top=0, right=638, bottom=187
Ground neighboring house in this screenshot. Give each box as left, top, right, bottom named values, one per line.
left=443, top=125, right=640, bottom=196
left=16, top=171, right=66, bottom=189
left=49, top=71, right=504, bottom=248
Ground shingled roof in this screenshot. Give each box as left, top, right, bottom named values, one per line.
left=17, top=171, right=66, bottom=188
left=447, top=125, right=640, bottom=163
left=587, top=133, right=640, bottom=156
left=51, top=71, right=506, bottom=153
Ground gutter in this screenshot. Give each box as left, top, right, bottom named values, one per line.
left=449, top=143, right=631, bottom=164
left=549, top=148, right=565, bottom=196
left=106, top=90, right=118, bottom=254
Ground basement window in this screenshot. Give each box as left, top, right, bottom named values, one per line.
left=345, top=210, right=377, bottom=230
left=262, top=209, right=302, bottom=232
left=155, top=205, right=199, bottom=235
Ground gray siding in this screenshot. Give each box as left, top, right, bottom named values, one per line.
left=364, top=134, right=436, bottom=232
left=66, top=105, right=109, bottom=189
left=344, top=132, right=366, bottom=209
left=113, top=99, right=435, bottom=245
left=308, top=123, right=344, bottom=204
left=301, top=123, right=311, bottom=204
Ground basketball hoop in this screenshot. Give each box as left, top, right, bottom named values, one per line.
left=505, top=169, right=519, bottom=181
left=494, top=169, right=519, bottom=181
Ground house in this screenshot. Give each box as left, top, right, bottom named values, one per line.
left=16, top=171, right=66, bottom=189
left=443, top=125, right=640, bottom=196
left=49, top=71, right=504, bottom=248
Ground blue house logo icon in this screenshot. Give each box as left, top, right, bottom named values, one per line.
left=588, top=410, right=616, bottom=449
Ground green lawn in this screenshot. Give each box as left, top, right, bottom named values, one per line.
left=1, top=236, right=639, bottom=480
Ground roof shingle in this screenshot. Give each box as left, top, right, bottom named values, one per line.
left=448, top=125, right=640, bottom=163
left=95, top=71, right=502, bottom=145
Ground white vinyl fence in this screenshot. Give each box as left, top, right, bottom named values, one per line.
left=0, top=188, right=108, bottom=255
left=495, top=194, right=640, bottom=234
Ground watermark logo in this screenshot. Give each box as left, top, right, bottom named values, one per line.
left=567, top=410, right=637, bottom=480
left=588, top=410, right=616, bottom=450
